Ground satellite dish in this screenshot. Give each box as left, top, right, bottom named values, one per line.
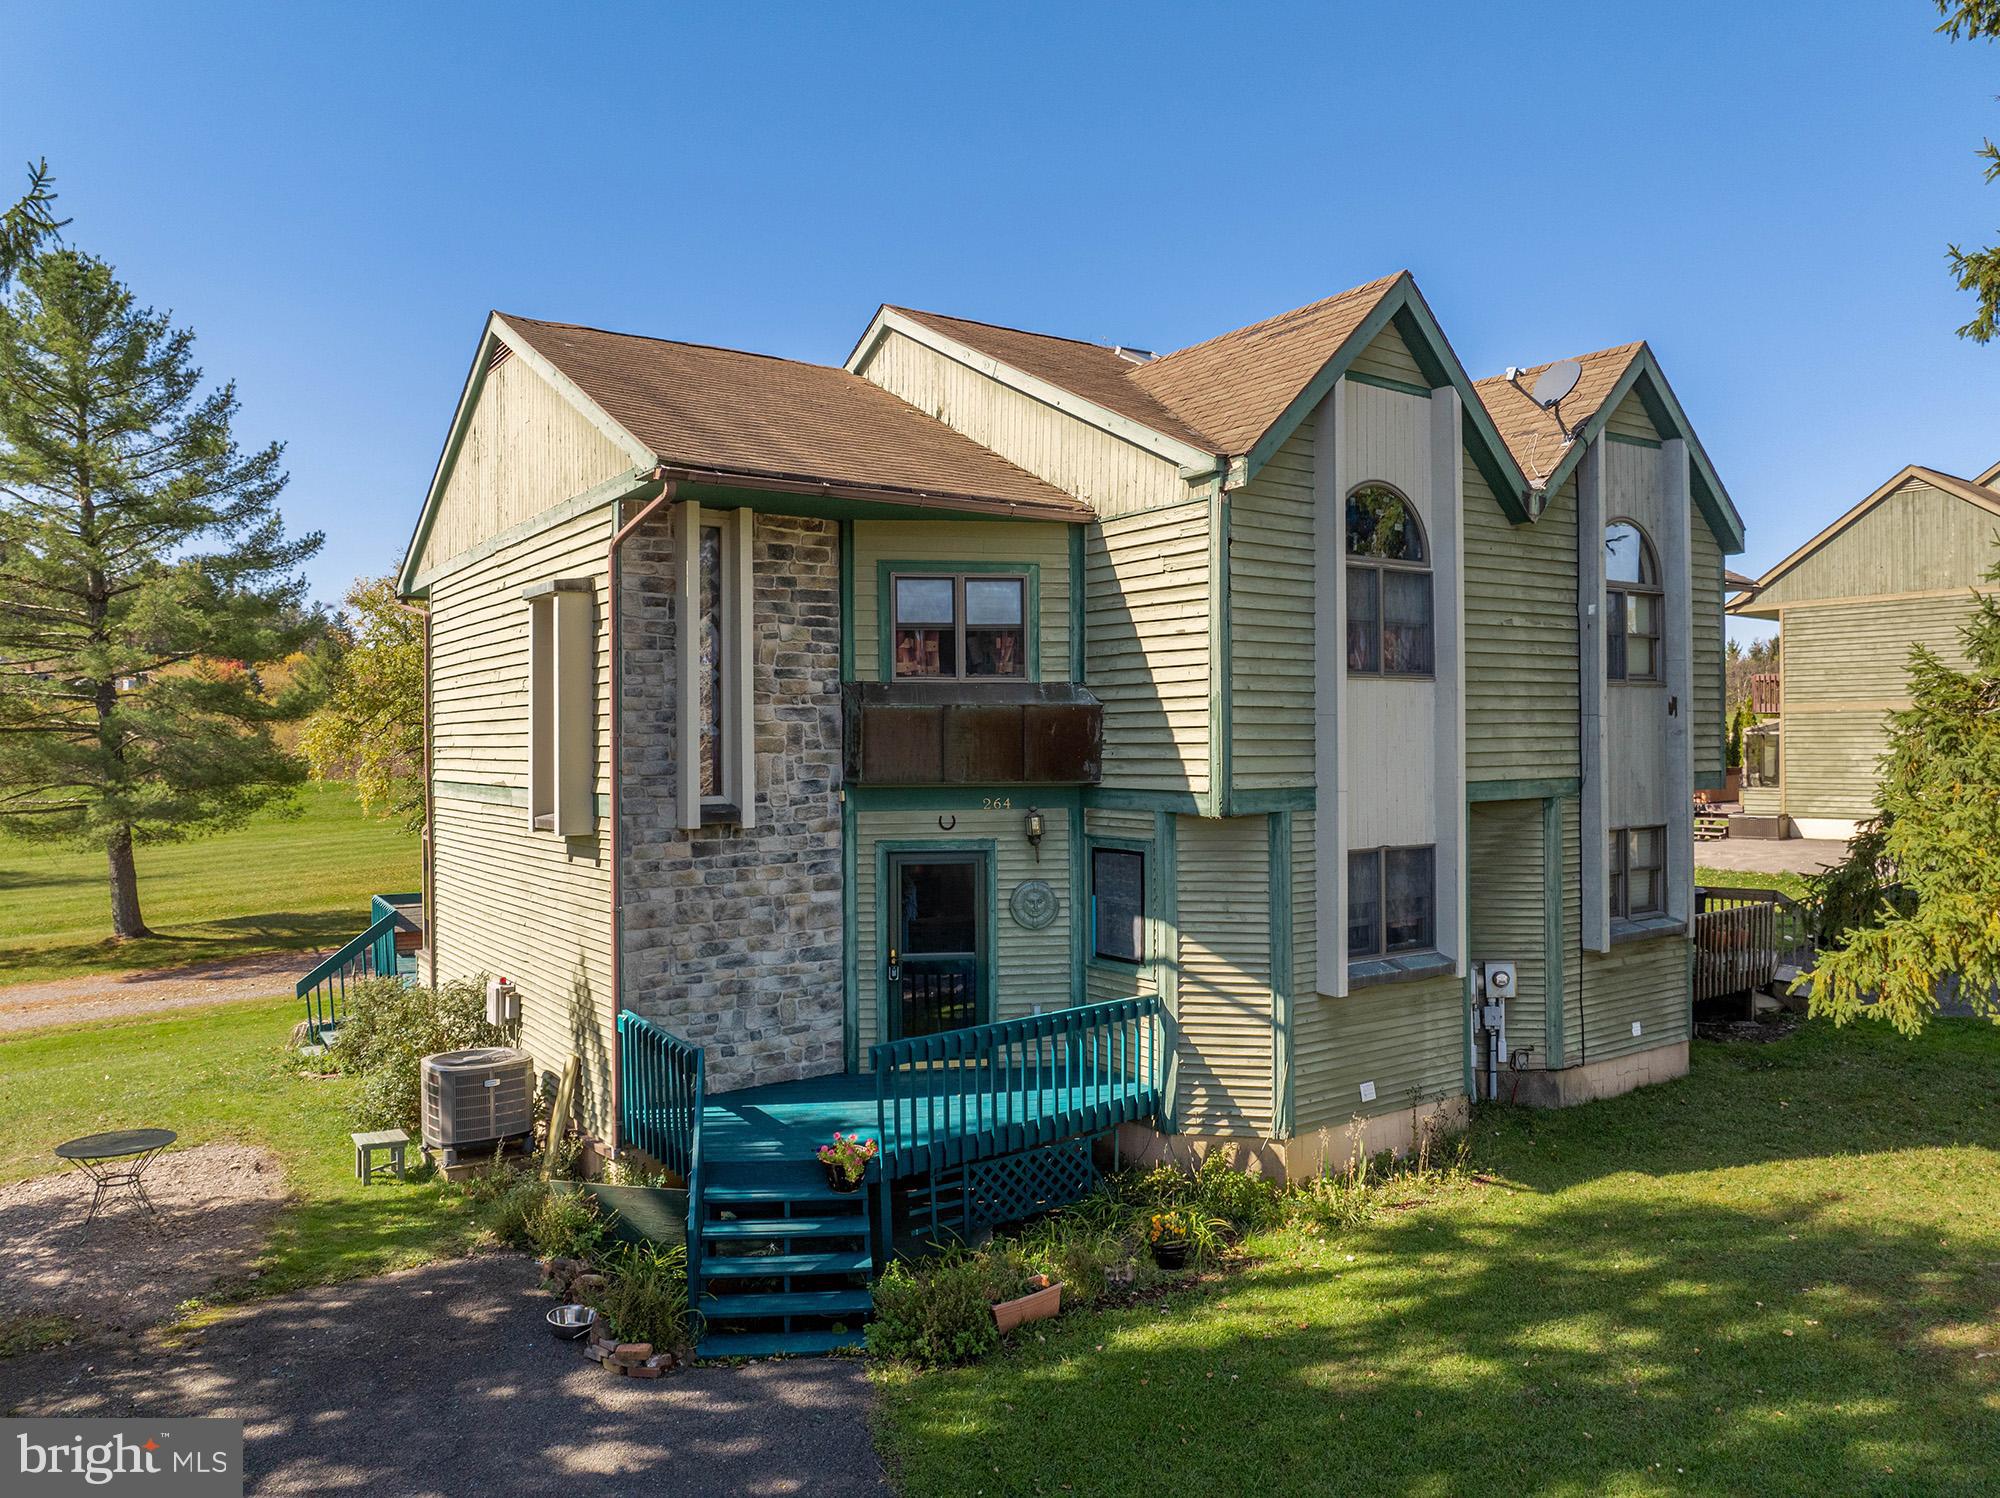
left=1530, top=359, right=1582, bottom=410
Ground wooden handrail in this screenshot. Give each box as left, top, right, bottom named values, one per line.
left=869, top=996, right=1164, bottom=1178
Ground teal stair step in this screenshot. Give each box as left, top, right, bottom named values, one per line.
left=703, top=1178, right=863, bottom=1205
left=699, top=1288, right=874, bottom=1319
left=702, top=1251, right=871, bottom=1277
left=697, top=1329, right=865, bottom=1359
left=701, top=1214, right=870, bottom=1240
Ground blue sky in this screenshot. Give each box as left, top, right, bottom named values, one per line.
left=3, top=3, right=1994, bottom=642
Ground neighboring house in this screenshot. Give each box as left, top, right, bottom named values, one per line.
left=391, top=273, right=1742, bottom=1349
left=1727, top=462, right=2000, bottom=839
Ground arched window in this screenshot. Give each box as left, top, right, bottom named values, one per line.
left=1604, top=520, right=1660, bottom=682
left=1346, top=484, right=1432, bottom=676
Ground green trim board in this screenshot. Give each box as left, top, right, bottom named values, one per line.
left=1346, top=369, right=1432, bottom=400
left=1231, top=786, right=1316, bottom=813
left=1605, top=431, right=1664, bottom=450
left=672, top=479, right=1089, bottom=527
left=1268, top=811, right=1294, bottom=1139
left=1080, top=786, right=1203, bottom=815
left=1468, top=776, right=1581, bottom=802
left=841, top=791, right=859, bottom=1072
left=870, top=838, right=1000, bottom=1048
left=846, top=785, right=1083, bottom=813
left=1082, top=830, right=1156, bottom=976
left=1541, top=794, right=1567, bottom=1069
left=873, top=558, right=1043, bottom=683
left=1208, top=495, right=1233, bottom=817
left=433, top=778, right=612, bottom=818
left=1533, top=355, right=1745, bottom=554
left=1068, top=803, right=1087, bottom=998
left=1233, top=275, right=1534, bottom=528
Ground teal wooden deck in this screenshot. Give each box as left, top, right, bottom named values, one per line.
left=618, top=997, right=1165, bottom=1360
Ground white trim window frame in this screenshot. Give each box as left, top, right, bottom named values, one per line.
left=890, top=571, right=1028, bottom=681
left=675, top=502, right=755, bottom=830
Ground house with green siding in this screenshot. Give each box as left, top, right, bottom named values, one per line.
left=1727, top=462, right=2000, bottom=839
left=392, top=273, right=1742, bottom=1354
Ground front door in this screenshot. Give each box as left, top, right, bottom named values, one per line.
left=887, top=852, right=987, bottom=1041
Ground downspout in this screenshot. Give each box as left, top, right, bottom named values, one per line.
left=606, top=476, right=676, bottom=1155
left=421, top=608, right=435, bottom=986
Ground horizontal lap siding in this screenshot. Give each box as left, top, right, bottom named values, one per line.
left=1466, top=471, right=1579, bottom=783
left=1087, top=504, right=1210, bottom=795
left=1577, top=935, right=1688, bottom=1063
left=428, top=506, right=616, bottom=1136
left=1782, top=597, right=1974, bottom=820
left=417, top=351, right=631, bottom=578
left=851, top=518, right=1072, bottom=681
left=1175, top=816, right=1271, bottom=1135
left=1230, top=424, right=1315, bottom=790
left=858, top=330, right=1191, bottom=519
left=1605, top=392, right=1659, bottom=443
left=852, top=807, right=1074, bottom=1064
left=1468, top=801, right=1547, bottom=1064
left=1350, top=325, right=1428, bottom=386
left=1288, top=812, right=1464, bottom=1133
left=1693, top=521, right=1724, bottom=781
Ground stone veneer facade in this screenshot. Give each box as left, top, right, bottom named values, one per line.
left=617, top=510, right=845, bottom=1093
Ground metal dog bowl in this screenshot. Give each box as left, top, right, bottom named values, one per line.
left=546, top=1303, right=598, bottom=1341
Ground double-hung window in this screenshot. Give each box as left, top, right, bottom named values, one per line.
left=1089, top=846, right=1147, bottom=965
left=1347, top=845, right=1436, bottom=958
left=1346, top=484, right=1433, bottom=677
left=893, top=573, right=1027, bottom=679
left=1605, top=521, right=1662, bottom=683
left=1609, top=826, right=1665, bottom=920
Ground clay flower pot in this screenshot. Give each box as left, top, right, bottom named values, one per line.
left=991, top=1274, right=1062, bottom=1334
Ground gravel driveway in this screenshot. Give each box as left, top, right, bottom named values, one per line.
left=0, top=949, right=314, bottom=1032
left=0, top=1254, right=889, bottom=1497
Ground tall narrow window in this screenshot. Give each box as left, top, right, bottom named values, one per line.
left=1609, top=825, right=1666, bottom=920
left=892, top=572, right=1027, bottom=679
left=1090, top=846, right=1146, bottom=964
left=1605, top=521, right=1661, bottom=683
left=1346, top=484, right=1432, bottom=676
left=675, top=503, right=753, bottom=829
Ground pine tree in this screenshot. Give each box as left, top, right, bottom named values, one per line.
left=0, top=159, right=65, bottom=289
left=0, top=249, right=324, bottom=938
left=1806, top=553, right=2000, bottom=1031
left=1938, top=3, right=2000, bottom=340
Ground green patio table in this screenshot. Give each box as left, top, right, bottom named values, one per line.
left=53, top=1128, right=176, bottom=1231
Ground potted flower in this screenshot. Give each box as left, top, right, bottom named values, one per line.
left=816, top=1133, right=878, bottom=1193
left=991, top=1272, right=1063, bottom=1334
left=1147, top=1209, right=1193, bottom=1270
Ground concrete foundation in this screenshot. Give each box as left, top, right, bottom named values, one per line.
left=1506, top=1039, right=1689, bottom=1108
left=1114, top=1094, right=1472, bottom=1183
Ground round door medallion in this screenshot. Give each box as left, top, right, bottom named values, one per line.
left=1008, top=879, right=1060, bottom=930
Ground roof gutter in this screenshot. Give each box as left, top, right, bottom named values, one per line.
left=639, top=462, right=1093, bottom=523
left=605, top=477, right=675, bottom=1155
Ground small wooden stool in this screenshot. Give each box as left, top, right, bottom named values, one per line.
left=352, top=1129, right=410, bottom=1184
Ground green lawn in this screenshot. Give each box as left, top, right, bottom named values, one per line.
left=0, top=782, right=416, bottom=988
left=0, top=994, right=479, bottom=1298
left=1695, top=865, right=1812, bottom=899
left=875, top=1022, right=2000, bottom=1497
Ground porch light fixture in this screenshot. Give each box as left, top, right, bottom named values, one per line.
left=1023, top=807, right=1045, bottom=862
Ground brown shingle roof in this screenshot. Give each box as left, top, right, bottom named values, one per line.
left=1471, top=344, right=1645, bottom=485
left=888, top=273, right=1409, bottom=460
left=498, top=314, right=1088, bottom=519
left=887, top=308, right=1216, bottom=451
left=1128, top=273, right=1407, bottom=456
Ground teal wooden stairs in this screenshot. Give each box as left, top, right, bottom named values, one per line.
left=694, top=1157, right=872, bottom=1357
left=619, top=998, right=1165, bottom=1361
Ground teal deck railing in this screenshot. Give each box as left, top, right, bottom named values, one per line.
left=617, top=1011, right=706, bottom=1313
left=296, top=911, right=404, bottom=1036
left=869, top=995, right=1165, bottom=1179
